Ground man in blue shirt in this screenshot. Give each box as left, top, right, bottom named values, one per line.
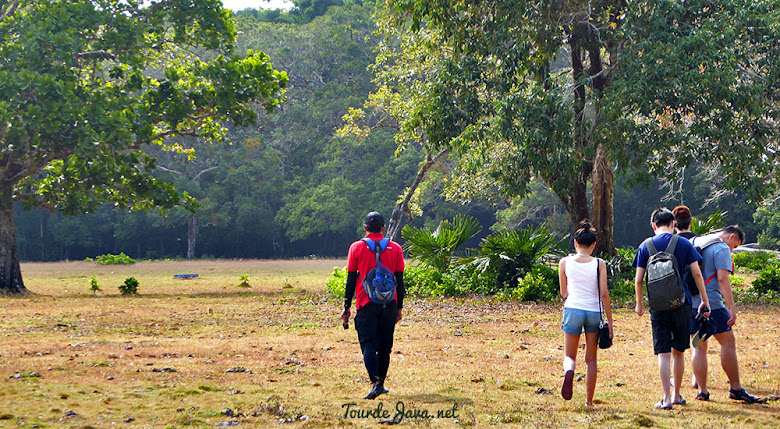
left=690, top=226, right=766, bottom=403
left=633, top=208, right=711, bottom=410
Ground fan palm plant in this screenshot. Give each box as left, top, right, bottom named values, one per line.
left=401, top=214, right=483, bottom=273
left=690, top=211, right=726, bottom=235
left=468, top=224, right=567, bottom=288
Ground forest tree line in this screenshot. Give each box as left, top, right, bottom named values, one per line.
left=13, top=0, right=780, bottom=262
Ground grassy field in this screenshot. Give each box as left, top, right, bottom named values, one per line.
left=1, top=259, right=778, bottom=428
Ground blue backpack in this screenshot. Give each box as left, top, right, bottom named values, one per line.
left=361, top=238, right=396, bottom=306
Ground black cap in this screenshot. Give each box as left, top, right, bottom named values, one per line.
left=364, top=211, right=385, bottom=232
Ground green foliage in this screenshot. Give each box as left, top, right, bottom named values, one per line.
left=468, top=224, right=566, bottom=289
left=754, top=206, right=780, bottom=250
left=0, top=0, right=288, bottom=293
left=610, top=279, right=637, bottom=305
left=732, top=251, right=778, bottom=272
left=237, top=274, right=251, bottom=288
left=402, top=214, right=482, bottom=273
left=90, top=275, right=101, bottom=294
left=95, top=253, right=136, bottom=265
left=119, top=277, right=139, bottom=295
left=690, top=211, right=726, bottom=236
left=505, top=265, right=559, bottom=303
left=756, top=231, right=780, bottom=251
left=403, top=265, right=458, bottom=297
left=326, top=267, right=347, bottom=298
left=604, top=247, right=636, bottom=290
left=751, top=263, right=780, bottom=296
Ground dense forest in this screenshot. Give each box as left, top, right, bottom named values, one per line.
left=12, top=0, right=775, bottom=262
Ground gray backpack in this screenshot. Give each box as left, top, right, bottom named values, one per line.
left=644, top=235, right=686, bottom=311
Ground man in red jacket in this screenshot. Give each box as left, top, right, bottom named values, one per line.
left=341, top=212, right=405, bottom=399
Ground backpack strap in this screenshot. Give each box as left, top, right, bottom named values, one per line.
left=665, top=234, right=680, bottom=255
left=362, top=238, right=390, bottom=268
left=645, top=237, right=659, bottom=255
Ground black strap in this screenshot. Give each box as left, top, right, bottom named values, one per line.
left=596, top=259, right=604, bottom=323
left=666, top=234, right=680, bottom=255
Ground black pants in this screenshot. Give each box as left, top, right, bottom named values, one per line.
left=355, top=301, right=397, bottom=384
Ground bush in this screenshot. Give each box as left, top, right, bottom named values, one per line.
left=89, top=275, right=101, bottom=294
left=95, top=253, right=136, bottom=265
left=732, top=251, right=777, bottom=272
left=609, top=278, right=636, bottom=304
left=237, top=274, right=251, bottom=288
left=119, top=277, right=139, bottom=295
left=509, top=265, right=559, bottom=302
left=326, top=267, right=347, bottom=298
left=751, top=263, right=780, bottom=295
left=605, top=247, right=635, bottom=288
left=404, top=265, right=460, bottom=297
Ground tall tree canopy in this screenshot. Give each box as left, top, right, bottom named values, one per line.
left=0, top=0, right=287, bottom=294
left=378, top=0, right=780, bottom=254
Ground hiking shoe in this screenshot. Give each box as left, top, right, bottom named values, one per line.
left=729, top=388, right=766, bottom=404
left=561, top=370, right=574, bottom=400
left=673, top=395, right=686, bottom=405
left=654, top=400, right=672, bottom=410
left=364, top=384, right=388, bottom=400
left=695, top=391, right=710, bottom=401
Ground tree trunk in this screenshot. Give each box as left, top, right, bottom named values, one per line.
left=591, top=145, right=615, bottom=256
left=0, top=191, right=26, bottom=295
left=386, top=148, right=448, bottom=241
left=187, top=212, right=197, bottom=260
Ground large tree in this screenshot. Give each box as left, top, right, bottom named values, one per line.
left=0, top=0, right=287, bottom=294
left=378, top=0, right=780, bottom=255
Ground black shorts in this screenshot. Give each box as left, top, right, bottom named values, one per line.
left=355, top=301, right=397, bottom=355
left=650, top=304, right=692, bottom=354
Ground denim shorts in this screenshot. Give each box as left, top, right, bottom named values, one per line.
left=690, top=307, right=732, bottom=336
left=561, top=307, right=601, bottom=335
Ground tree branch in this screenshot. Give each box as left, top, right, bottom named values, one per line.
left=75, top=51, right=118, bottom=61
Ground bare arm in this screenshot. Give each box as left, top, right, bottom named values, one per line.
left=634, top=267, right=645, bottom=316
left=599, top=259, right=613, bottom=337
left=558, top=258, right=568, bottom=300
left=687, top=262, right=711, bottom=317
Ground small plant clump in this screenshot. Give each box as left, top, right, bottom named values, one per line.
left=90, top=275, right=101, bottom=294
left=237, top=274, right=251, bottom=288
left=95, top=252, right=136, bottom=265
left=119, top=277, right=139, bottom=295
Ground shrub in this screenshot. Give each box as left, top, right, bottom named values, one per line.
left=751, top=263, right=780, bottom=295
left=96, top=253, right=136, bottom=265
left=119, top=277, right=139, bottom=295
left=404, top=265, right=460, bottom=297
left=237, top=274, right=251, bottom=288
left=467, top=224, right=567, bottom=288
left=510, top=265, right=559, bottom=302
left=605, top=247, right=635, bottom=288
left=402, top=214, right=482, bottom=272
left=326, top=267, right=347, bottom=298
left=89, top=275, right=101, bottom=294
left=609, top=278, right=636, bottom=304
left=732, top=251, right=777, bottom=272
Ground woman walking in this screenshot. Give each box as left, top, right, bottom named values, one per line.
left=559, top=220, right=613, bottom=406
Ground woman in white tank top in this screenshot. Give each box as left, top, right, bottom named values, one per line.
left=558, top=220, right=613, bottom=406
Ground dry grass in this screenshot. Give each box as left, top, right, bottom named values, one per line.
left=1, top=259, right=778, bottom=428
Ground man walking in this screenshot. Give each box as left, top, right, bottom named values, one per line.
left=633, top=208, right=711, bottom=410
left=690, top=226, right=766, bottom=403
left=341, top=212, right=405, bottom=399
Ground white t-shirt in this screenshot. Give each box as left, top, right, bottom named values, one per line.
left=563, top=256, right=601, bottom=312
